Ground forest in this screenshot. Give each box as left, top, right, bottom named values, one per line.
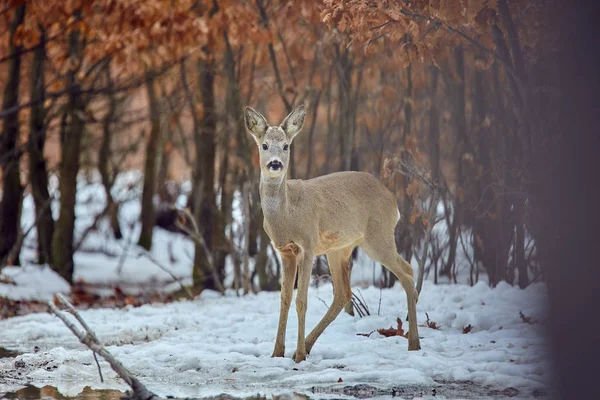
left=0, top=0, right=556, bottom=292
left=0, top=0, right=589, bottom=399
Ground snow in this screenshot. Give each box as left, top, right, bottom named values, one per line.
left=0, top=281, right=550, bottom=398
left=0, top=265, right=70, bottom=301
left=1, top=172, right=195, bottom=300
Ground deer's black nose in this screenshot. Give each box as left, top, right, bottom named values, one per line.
left=267, top=160, right=283, bottom=170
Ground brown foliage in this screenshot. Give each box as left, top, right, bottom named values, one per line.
left=377, top=317, right=408, bottom=338
left=421, top=312, right=441, bottom=330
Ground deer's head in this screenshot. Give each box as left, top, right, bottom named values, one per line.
left=244, top=105, right=306, bottom=179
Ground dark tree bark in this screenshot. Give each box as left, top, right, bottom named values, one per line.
left=428, top=67, right=440, bottom=182
left=305, top=91, right=321, bottom=178
left=192, top=58, right=220, bottom=290
left=440, top=48, right=467, bottom=282
left=51, top=12, right=85, bottom=282
left=137, top=72, right=161, bottom=250
left=99, top=65, right=122, bottom=240
left=28, top=27, right=54, bottom=265
left=398, top=62, right=415, bottom=266
left=0, top=5, right=26, bottom=266
left=336, top=47, right=353, bottom=171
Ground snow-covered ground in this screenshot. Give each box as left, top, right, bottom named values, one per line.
left=0, top=281, right=549, bottom=398
left=0, top=174, right=551, bottom=398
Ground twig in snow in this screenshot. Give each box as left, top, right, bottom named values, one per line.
left=351, top=290, right=371, bottom=318
left=357, top=329, right=376, bottom=337
left=137, top=248, right=193, bottom=300
left=317, top=296, right=329, bottom=309
left=93, top=353, right=104, bottom=382
left=48, top=294, right=160, bottom=400
left=377, top=287, right=382, bottom=316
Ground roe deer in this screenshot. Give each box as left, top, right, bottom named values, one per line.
left=244, top=105, right=420, bottom=362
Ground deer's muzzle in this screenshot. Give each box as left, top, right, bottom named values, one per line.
left=267, top=160, right=283, bottom=171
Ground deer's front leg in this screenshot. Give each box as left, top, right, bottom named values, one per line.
left=272, top=254, right=297, bottom=358
left=293, top=251, right=313, bottom=362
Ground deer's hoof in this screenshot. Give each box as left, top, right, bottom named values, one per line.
left=271, top=347, right=285, bottom=358
left=292, top=350, right=307, bottom=363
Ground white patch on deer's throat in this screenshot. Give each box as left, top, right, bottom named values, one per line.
left=262, top=195, right=283, bottom=214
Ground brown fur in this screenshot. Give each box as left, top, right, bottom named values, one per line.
left=245, top=105, right=421, bottom=362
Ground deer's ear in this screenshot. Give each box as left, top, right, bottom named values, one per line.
left=280, top=105, right=306, bottom=141
left=244, top=106, right=268, bottom=143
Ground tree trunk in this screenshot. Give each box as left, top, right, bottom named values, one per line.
left=99, top=65, right=122, bottom=240
left=0, top=5, right=26, bottom=266
left=336, top=48, right=353, bottom=171
left=28, top=27, right=54, bottom=265
left=324, top=64, right=334, bottom=175
left=305, top=91, right=321, bottom=178
left=192, top=58, right=220, bottom=290
left=242, top=182, right=251, bottom=295
left=51, top=13, right=84, bottom=282
left=137, top=72, right=161, bottom=250
left=428, top=67, right=440, bottom=182
left=440, top=48, right=467, bottom=280
left=399, top=62, right=414, bottom=265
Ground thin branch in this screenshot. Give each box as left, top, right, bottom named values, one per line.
left=116, top=222, right=136, bottom=275
left=398, top=8, right=523, bottom=98
left=136, top=248, right=194, bottom=300
left=256, top=0, right=292, bottom=112
left=0, top=58, right=183, bottom=119
left=72, top=203, right=112, bottom=254
left=2, top=194, right=53, bottom=267
left=175, top=208, right=225, bottom=295
left=93, top=353, right=104, bottom=382
left=48, top=294, right=160, bottom=400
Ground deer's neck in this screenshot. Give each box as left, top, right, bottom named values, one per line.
left=259, top=174, right=288, bottom=217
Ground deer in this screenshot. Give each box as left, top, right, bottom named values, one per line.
left=244, top=104, right=421, bottom=363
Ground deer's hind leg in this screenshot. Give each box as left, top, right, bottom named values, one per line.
left=362, top=232, right=421, bottom=351
left=303, top=246, right=354, bottom=355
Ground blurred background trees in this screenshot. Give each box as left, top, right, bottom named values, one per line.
left=0, top=0, right=558, bottom=292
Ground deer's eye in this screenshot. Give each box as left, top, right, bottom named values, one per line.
left=283, top=144, right=289, bottom=151
left=262, top=143, right=268, bottom=150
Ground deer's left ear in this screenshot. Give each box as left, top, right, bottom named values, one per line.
left=280, top=105, right=306, bottom=141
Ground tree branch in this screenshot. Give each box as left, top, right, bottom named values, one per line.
left=48, top=294, right=161, bottom=400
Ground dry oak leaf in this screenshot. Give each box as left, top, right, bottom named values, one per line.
left=420, top=312, right=441, bottom=330
left=377, top=317, right=408, bottom=338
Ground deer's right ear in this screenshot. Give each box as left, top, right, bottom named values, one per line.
left=244, top=107, right=268, bottom=143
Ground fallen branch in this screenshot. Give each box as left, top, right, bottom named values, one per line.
left=48, top=294, right=160, bottom=400
left=357, top=329, right=376, bottom=337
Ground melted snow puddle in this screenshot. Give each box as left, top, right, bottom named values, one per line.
left=0, top=347, right=21, bottom=359
left=1, top=382, right=549, bottom=399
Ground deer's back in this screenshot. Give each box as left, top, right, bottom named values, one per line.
left=286, top=171, right=398, bottom=254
